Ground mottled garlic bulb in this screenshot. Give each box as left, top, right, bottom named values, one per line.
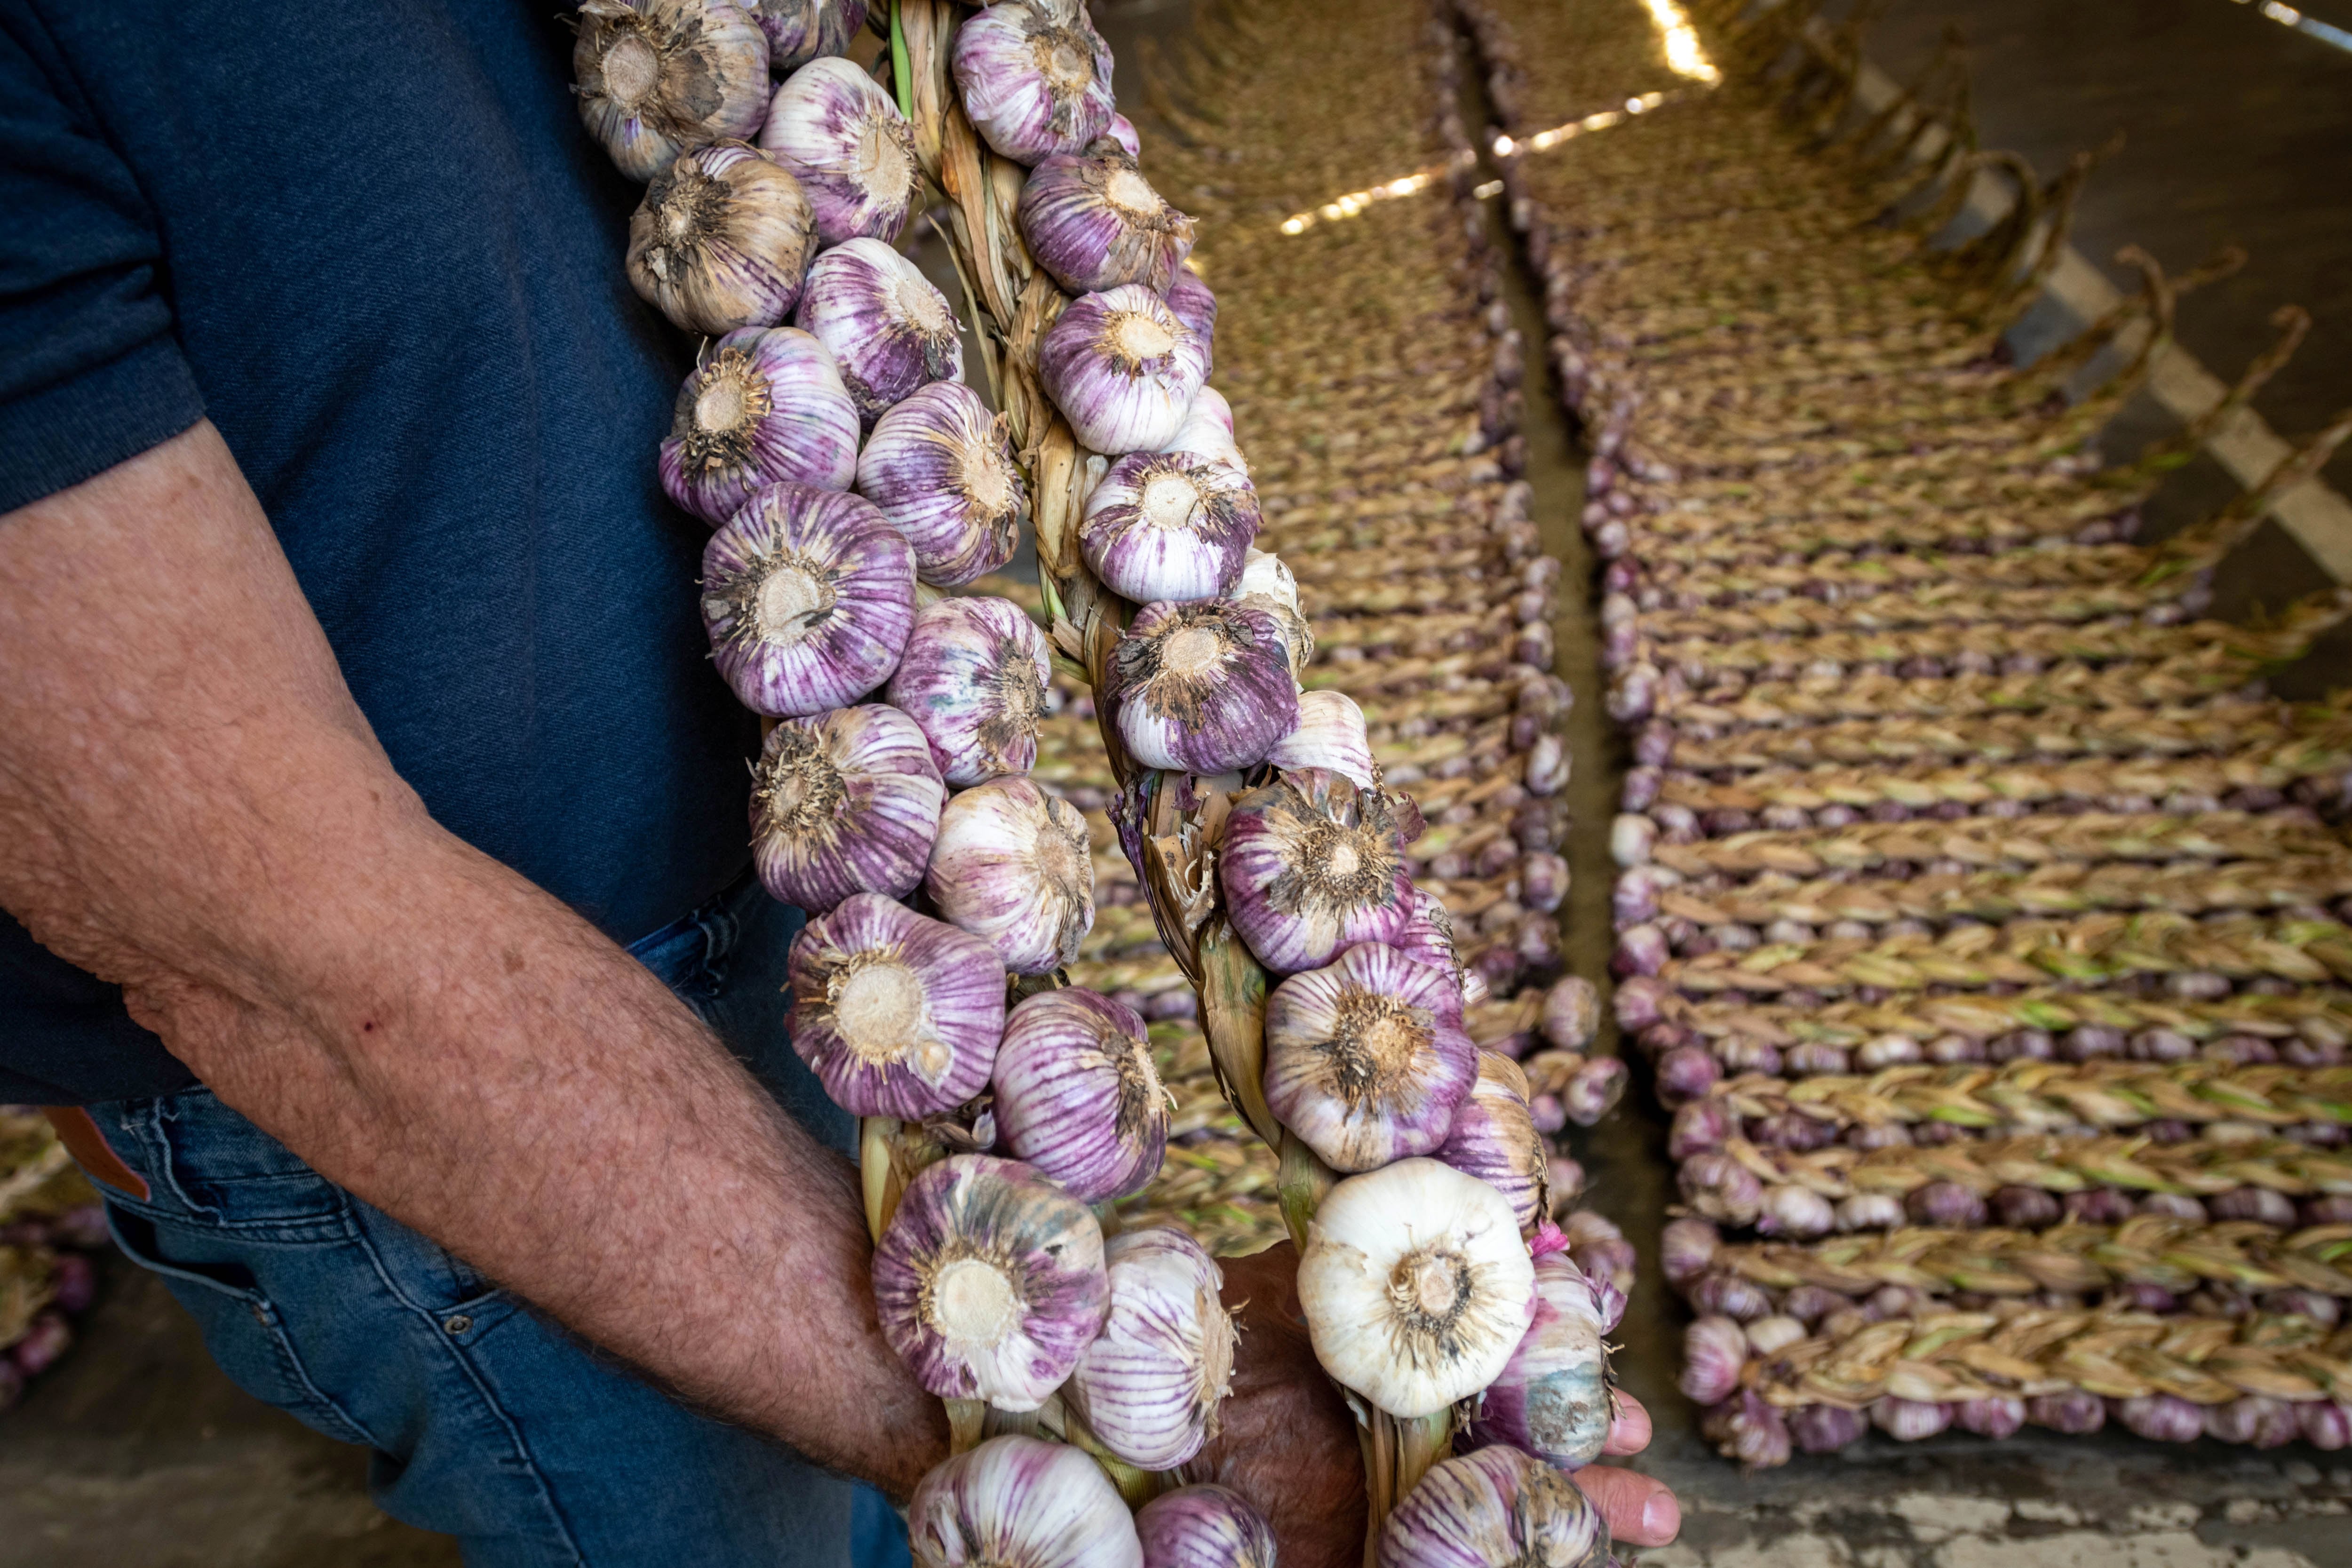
left=993, top=988, right=1167, bottom=1204
left=1435, top=1053, right=1548, bottom=1231
left=760, top=56, right=922, bottom=245
left=884, top=597, right=1051, bottom=787
left=1219, top=769, right=1414, bottom=975
left=925, top=776, right=1095, bottom=974
left=1263, top=942, right=1478, bottom=1172
left=1109, top=600, right=1298, bottom=775
left=1377, top=1445, right=1610, bottom=1568
left=626, top=142, right=818, bottom=334
left=750, top=0, right=869, bottom=76
left=574, top=0, right=771, bottom=182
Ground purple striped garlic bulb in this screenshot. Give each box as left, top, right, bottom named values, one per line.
left=1394, top=886, right=1486, bottom=1011
left=908, top=1435, right=1141, bottom=1568
left=926, top=776, right=1094, bottom=974
left=1165, top=266, right=1217, bottom=379
left=1265, top=942, right=1478, bottom=1172
left=949, top=0, right=1116, bottom=166
left=1220, top=769, right=1414, bottom=974
left=751, top=705, right=944, bottom=910
left=857, top=382, right=1027, bottom=586
left=660, top=326, right=860, bottom=523
left=1377, top=1444, right=1610, bottom=1568
left=1462, top=1250, right=1613, bottom=1469
left=626, top=142, right=817, bottom=334
left=1079, top=449, right=1260, bottom=604
left=573, top=0, right=771, bottom=183
left=750, top=0, right=867, bottom=75
left=885, top=597, right=1051, bottom=786
left=1267, top=689, right=1378, bottom=790
left=1160, top=386, right=1242, bottom=468
left=1437, top=1053, right=1548, bottom=1230
left=1039, top=285, right=1208, bottom=454
left=993, top=988, right=1166, bottom=1203
left=785, top=893, right=1005, bottom=1118
left=758, top=56, right=920, bottom=244
left=1017, top=149, right=1196, bottom=295
left=793, top=239, right=962, bottom=428
left=701, top=483, right=914, bottom=715
left=1298, top=1158, right=1534, bottom=1418
left=874, top=1155, right=1108, bottom=1410
left=1067, top=1227, right=1235, bottom=1468
left=1109, top=600, right=1297, bottom=775
left=1135, top=1487, right=1273, bottom=1568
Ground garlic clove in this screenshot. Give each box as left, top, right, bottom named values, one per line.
left=1266, top=689, right=1378, bottom=790
left=574, top=0, right=772, bottom=182
left=1219, top=769, right=1414, bottom=975
left=702, top=482, right=915, bottom=716
left=1462, top=1251, right=1613, bottom=1470
left=1378, top=1446, right=1608, bottom=1568
left=885, top=597, right=1052, bottom=787
left=1078, top=451, right=1259, bottom=604
left=875, top=1156, right=1109, bottom=1410
left=948, top=0, right=1116, bottom=167
left=1067, top=1226, right=1235, bottom=1468
left=750, top=0, right=869, bottom=75
left=1436, top=1052, right=1548, bottom=1231
left=751, top=704, right=944, bottom=911
left=1109, top=600, right=1297, bottom=775
left=1017, top=149, right=1196, bottom=296
left=925, top=776, right=1095, bottom=974
left=626, top=142, right=818, bottom=335
left=1298, top=1158, right=1536, bottom=1419
left=760, top=56, right=922, bottom=245
left=1164, top=266, right=1217, bottom=381
left=794, top=239, right=963, bottom=429
left=660, top=326, right=861, bottom=524
left=785, top=891, right=1004, bottom=1117
left=857, top=382, right=1028, bottom=586
left=1264, top=942, right=1478, bottom=1172
left=1135, top=1486, right=1273, bottom=1568
left=1039, top=284, right=1208, bottom=455
left=993, top=988, right=1167, bottom=1204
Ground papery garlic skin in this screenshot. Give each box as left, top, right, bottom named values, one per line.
left=1436, top=1053, right=1547, bottom=1230
left=1378, top=1445, right=1610, bottom=1568
left=1135, top=1486, right=1274, bottom=1568
left=993, top=988, right=1167, bottom=1203
left=1267, top=689, right=1378, bottom=789
left=949, top=0, right=1116, bottom=166
left=875, top=1157, right=1109, bottom=1410
left=857, top=382, right=1027, bottom=585
left=660, top=326, right=860, bottom=523
left=575, top=0, right=771, bottom=182
left=1110, top=600, right=1298, bottom=774
left=1067, top=1227, right=1235, bottom=1468
left=627, top=142, right=818, bottom=334
left=1017, top=149, right=1196, bottom=296
left=1298, top=1158, right=1535, bottom=1419
left=702, top=482, right=915, bottom=715
left=1220, top=769, right=1414, bottom=974
left=1159, top=387, right=1244, bottom=469
left=786, top=892, right=1005, bottom=1118
left=1264, top=942, right=1478, bottom=1172
left=1164, top=266, right=1217, bottom=379
left=1232, top=548, right=1312, bottom=676
left=751, top=704, right=944, bottom=911
left=886, top=597, right=1051, bottom=786
left=911, top=1435, right=1143, bottom=1568
left=1079, top=451, right=1259, bottom=604
left=1039, top=285, right=1208, bottom=455
left=751, top=0, right=868, bottom=74
left=926, top=776, right=1095, bottom=974
left=1462, top=1251, right=1612, bottom=1470
left=794, top=239, right=963, bottom=429
left=1104, top=111, right=1143, bottom=159
left=760, top=56, right=922, bottom=245
left=1394, top=887, right=1485, bottom=1012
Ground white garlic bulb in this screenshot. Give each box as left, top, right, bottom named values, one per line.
left=1266, top=689, right=1378, bottom=789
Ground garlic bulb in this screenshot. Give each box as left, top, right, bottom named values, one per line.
left=1109, top=600, right=1298, bottom=774
left=1297, top=1157, right=1534, bottom=1419
left=857, top=382, right=1028, bottom=586
left=1067, top=1227, right=1235, bottom=1468
left=750, top=0, right=868, bottom=74
left=701, top=482, right=915, bottom=715
left=626, top=142, right=817, bottom=334
left=948, top=0, right=1116, bottom=166
left=1017, top=149, right=1196, bottom=295
left=660, top=326, right=861, bottom=523
left=885, top=597, right=1051, bottom=786
left=1436, top=1053, right=1546, bottom=1229
left=926, top=776, right=1095, bottom=974
left=1378, top=1446, right=1609, bottom=1568
left=1164, top=266, right=1217, bottom=379
left=1160, top=387, right=1242, bottom=468
left=1462, top=1251, right=1612, bottom=1470
left=1219, top=769, right=1414, bottom=974
left=909, top=1435, right=1142, bottom=1568
left=1266, top=689, right=1378, bottom=789
left=574, top=0, right=771, bottom=182
left=1038, top=285, right=1208, bottom=454
left=1264, top=942, right=1478, bottom=1172
left=1135, top=1487, right=1274, bottom=1568
left=1394, top=887, right=1487, bottom=1011
left=751, top=704, right=944, bottom=910
left=1232, top=548, right=1312, bottom=676
left=785, top=892, right=1005, bottom=1118
left=874, top=1155, right=1109, bottom=1410
left=1079, top=450, right=1259, bottom=603
left=993, top=988, right=1167, bottom=1203
left=793, top=239, right=963, bottom=428
left=760, top=56, right=922, bottom=245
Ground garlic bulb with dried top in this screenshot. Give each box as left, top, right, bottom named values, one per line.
left=701, top=482, right=914, bottom=715
left=949, top=0, right=1116, bottom=166
left=926, top=776, right=1095, bottom=974
left=1219, top=769, right=1414, bottom=974
left=660, top=326, right=860, bottom=523
left=1264, top=942, right=1477, bottom=1172
left=1067, top=1226, right=1235, bottom=1468
left=1017, top=149, right=1196, bottom=295
left=885, top=597, right=1051, bottom=787
left=760, top=56, right=922, bottom=245
left=794, top=239, right=962, bottom=428
left=626, top=142, right=817, bottom=334
left=993, top=987, right=1166, bottom=1203
left=574, top=0, right=771, bottom=182
left=1039, top=285, right=1208, bottom=454
left=785, top=892, right=1005, bottom=1118
left=750, top=704, right=943, bottom=910
left=856, top=382, right=1027, bottom=585
left=1079, top=449, right=1259, bottom=603
left=1109, top=600, right=1298, bottom=774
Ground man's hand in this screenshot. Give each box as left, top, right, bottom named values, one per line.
left=1194, top=1248, right=1680, bottom=1568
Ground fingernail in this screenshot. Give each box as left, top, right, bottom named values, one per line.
left=1641, top=1491, right=1679, bottom=1541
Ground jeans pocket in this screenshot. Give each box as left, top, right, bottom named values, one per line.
left=140, top=1089, right=350, bottom=1228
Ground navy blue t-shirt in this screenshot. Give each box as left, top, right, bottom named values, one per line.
left=0, top=2, right=762, bottom=1102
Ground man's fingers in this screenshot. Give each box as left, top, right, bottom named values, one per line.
left=1572, top=1464, right=1680, bottom=1548
left=1602, top=1391, right=1652, bottom=1456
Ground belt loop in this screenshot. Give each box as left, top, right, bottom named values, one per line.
left=41, top=1107, right=151, bottom=1201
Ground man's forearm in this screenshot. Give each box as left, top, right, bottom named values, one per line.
left=0, top=423, right=946, bottom=1490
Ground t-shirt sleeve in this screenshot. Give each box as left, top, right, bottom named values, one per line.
left=0, top=10, right=204, bottom=515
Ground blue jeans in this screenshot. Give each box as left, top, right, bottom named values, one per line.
left=87, top=874, right=912, bottom=1568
